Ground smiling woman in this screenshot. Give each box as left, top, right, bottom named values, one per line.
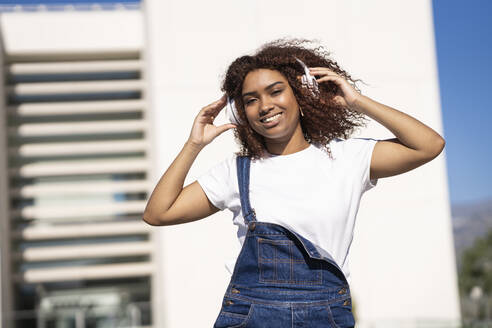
left=222, top=39, right=369, bottom=160
left=143, top=38, right=445, bottom=327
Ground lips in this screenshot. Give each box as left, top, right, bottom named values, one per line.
left=259, top=112, right=283, bottom=127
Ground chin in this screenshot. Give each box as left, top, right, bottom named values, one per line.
left=258, top=129, right=293, bottom=142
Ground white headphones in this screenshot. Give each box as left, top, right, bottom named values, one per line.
left=225, top=97, right=243, bottom=126
left=225, top=57, right=319, bottom=125
left=295, top=57, right=319, bottom=96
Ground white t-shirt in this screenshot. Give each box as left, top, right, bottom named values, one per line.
left=197, top=137, right=379, bottom=284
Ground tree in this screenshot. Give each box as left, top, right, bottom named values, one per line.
left=459, top=228, right=492, bottom=296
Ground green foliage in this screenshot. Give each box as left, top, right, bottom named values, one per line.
left=458, top=228, right=492, bottom=296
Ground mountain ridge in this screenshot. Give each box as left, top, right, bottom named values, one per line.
left=451, top=197, right=492, bottom=268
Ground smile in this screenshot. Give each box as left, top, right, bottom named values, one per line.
left=260, top=112, right=283, bottom=124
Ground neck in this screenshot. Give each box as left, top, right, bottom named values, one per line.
left=264, top=124, right=310, bottom=156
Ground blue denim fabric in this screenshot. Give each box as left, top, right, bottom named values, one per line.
left=213, top=156, right=356, bottom=328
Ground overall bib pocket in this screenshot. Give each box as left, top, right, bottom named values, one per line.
left=257, top=237, right=323, bottom=285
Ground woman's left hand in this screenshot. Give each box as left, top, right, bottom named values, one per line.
left=309, top=67, right=362, bottom=109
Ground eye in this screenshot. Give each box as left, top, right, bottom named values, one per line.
left=245, top=98, right=257, bottom=105
left=271, top=89, right=283, bottom=95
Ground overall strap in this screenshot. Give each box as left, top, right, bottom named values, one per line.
left=236, top=156, right=256, bottom=224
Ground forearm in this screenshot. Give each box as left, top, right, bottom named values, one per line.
left=143, top=140, right=203, bottom=223
left=352, top=95, right=445, bottom=154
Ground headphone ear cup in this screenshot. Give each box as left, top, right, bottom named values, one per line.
left=301, top=75, right=308, bottom=88
left=310, top=76, right=319, bottom=94
left=226, top=97, right=242, bottom=125
left=295, top=57, right=320, bottom=98
left=301, top=74, right=319, bottom=97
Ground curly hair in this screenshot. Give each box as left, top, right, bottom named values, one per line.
left=221, top=38, right=370, bottom=160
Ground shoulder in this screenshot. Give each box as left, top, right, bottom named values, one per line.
left=197, top=153, right=239, bottom=182
left=196, top=153, right=240, bottom=211
left=213, top=152, right=238, bottom=172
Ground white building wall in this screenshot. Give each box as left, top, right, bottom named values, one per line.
left=0, top=10, right=142, bottom=54
left=144, top=0, right=460, bottom=327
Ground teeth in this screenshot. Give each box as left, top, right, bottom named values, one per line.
left=263, top=113, right=281, bottom=123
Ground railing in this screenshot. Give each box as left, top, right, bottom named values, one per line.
left=3, top=302, right=151, bottom=328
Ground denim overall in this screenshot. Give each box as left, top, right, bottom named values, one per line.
left=213, top=156, right=355, bottom=328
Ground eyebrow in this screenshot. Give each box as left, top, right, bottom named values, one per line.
left=242, top=81, right=284, bottom=98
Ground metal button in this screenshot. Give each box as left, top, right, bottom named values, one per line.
left=343, top=299, right=350, bottom=306
left=249, top=222, right=256, bottom=231
left=231, top=288, right=240, bottom=294
left=225, top=299, right=234, bottom=306
left=338, top=287, right=347, bottom=295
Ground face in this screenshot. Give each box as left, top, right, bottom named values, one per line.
left=241, top=69, right=302, bottom=144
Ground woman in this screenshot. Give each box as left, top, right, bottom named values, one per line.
left=143, top=39, right=445, bottom=327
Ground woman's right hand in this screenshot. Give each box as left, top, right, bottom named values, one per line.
left=187, top=94, right=237, bottom=149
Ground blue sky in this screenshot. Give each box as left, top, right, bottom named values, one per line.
left=0, top=0, right=489, bottom=206
left=432, top=0, right=492, bottom=205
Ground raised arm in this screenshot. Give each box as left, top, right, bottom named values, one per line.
left=143, top=95, right=236, bottom=226
left=350, top=95, right=445, bottom=180
left=309, top=67, right=445, bottom=181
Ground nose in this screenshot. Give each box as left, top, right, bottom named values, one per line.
left=259, top=98, right=274, bottom=116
